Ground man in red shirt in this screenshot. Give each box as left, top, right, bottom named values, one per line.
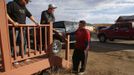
left=72, top=20, right=90, bottom=74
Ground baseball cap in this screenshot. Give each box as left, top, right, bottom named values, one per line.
left=48, top=4, right=57, bottom=9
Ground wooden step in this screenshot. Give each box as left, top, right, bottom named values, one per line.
left=0, top=55, right=71, bottom=75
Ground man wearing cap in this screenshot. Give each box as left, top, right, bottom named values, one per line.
left=71, top=20, right=90, bottom=74
left=40, top=4, right=59, bottom=50
left=7, top=0, right=39, bottom=57
left=40, top=4, right=57, bottom=24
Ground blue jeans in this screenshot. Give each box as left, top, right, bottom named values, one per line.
left=9, top=28, right=27, bottom=56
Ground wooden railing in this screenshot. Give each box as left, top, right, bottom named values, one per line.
left=0, top=23, right=53, bottom=70
left=8, top=24, right=53, bottom=63
left=0, top=24, right=71, bottom=74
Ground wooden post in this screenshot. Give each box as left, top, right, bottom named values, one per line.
left=27, top=27, right=31, bottom=56
left=44, top=27, right=48, bottom=51
left=0, top=0, right=12, bottom=71
left=33, top=27, right=37, bottom=54
left=48, top=22, right=53, bottom=53
left=65, top=34, right=71, bottom=69
left=20, top=27, right=25, bottom=58
left=65, top=34, right=70, bottom=61
left=12, top=27, right=17, bottom=60
left=39, top=27, right=42, bottom=53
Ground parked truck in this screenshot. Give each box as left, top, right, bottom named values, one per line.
left=97, top=22, right=134, bottom=42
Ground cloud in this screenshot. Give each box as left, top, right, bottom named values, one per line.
left=6, top=0, right=134, bottom=24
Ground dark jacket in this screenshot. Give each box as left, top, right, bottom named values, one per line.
left=40, top=10, right=55, bottom=24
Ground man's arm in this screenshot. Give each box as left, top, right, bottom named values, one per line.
left=84, top=30, right=90, bottom=51
left=29, top=16, right=39, bottom=26
left=25, top=7, right=39, bottom=26
left=7, top=2, right=18, bottom=26
left=7, top=14, right=18, bottom=26
left=40, top=11, right=45, bottom=24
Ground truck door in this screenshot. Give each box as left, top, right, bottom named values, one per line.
left=109, top=24, right=121, bottom=39
left=108, top=24, right=118, bottom=38
left=116, top=23, right=130, bottom=39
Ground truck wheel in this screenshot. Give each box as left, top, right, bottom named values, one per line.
left=52, top=40, right=62, bottom=54
left=99, top=35, right=107, bottom=43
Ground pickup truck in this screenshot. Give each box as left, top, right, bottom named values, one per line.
left=53, top=21, right=78, bottom=43
left=97, top=22, right=134, bottom=42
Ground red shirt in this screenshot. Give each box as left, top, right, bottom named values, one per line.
left=75, top=28, right=90, bottom=50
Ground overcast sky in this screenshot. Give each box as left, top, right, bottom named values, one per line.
left=6, top=0, right=134, bottom=24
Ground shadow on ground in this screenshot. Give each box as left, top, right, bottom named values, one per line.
left=90, top=40, right=134, bottom=52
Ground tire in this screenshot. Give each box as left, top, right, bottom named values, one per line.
left=99, top=35, right=107, bottom=43
left=52, top=40, right=62, bottom=54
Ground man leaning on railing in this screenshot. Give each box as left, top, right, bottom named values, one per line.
left=7, top=0, right=39, bottom=64
left=40, top=4, right=58, bottom=50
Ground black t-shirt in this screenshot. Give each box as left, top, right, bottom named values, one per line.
left=7, top=1, right=32, bottom=24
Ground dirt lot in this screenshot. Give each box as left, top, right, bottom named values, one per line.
left=54, top=40, right=134, bottom=75
left=86, top=40, right=134, bottom=75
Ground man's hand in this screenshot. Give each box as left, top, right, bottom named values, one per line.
left=12, top=22, right=19, bottom=26
left=7, top=14, right=19, bottom=26
left=29, top=16, right=40, bottom=27
left=35, top=22, right=40, bottom=27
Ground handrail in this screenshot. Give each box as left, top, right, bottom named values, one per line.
left=8, top=23, right=53, bottom=63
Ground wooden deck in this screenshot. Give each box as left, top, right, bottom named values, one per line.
left=0, top=50, right=71, bottom=75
